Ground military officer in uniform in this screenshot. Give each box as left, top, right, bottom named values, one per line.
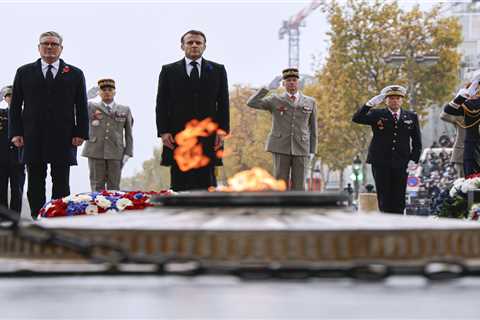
left=82, top=79, right=133, bottom=191
left=247, top=68, right=318, bottom=191
left=352, top=85, right=422, bottom=214
left=442, top=73, right=480, bottom=176
left=0, top=86, right=25, bottom=215
left=440, top=111, right=465, bottom=177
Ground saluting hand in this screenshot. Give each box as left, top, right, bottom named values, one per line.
left=366, top=94, right=385, bottom=107
left=466, top=73, right=480, bottom=97
left=161, top=133, right=175, bottom=150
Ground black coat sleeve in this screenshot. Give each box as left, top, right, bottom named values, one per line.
left=8, top=69, right=24, bottom=139
left=73, top=70, right=89, bottom=139
left=409, top=113, right=422, bottom=163
left=156, top=66, right=170, bottom=137
left=352, top=104, right=375, bottom=125
left=215, top=65, right=230, bottom=133
left=443, top=102, right=463, bottom=116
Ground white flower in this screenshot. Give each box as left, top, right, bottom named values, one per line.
left=63, top=193, right=93, bottom=203
left=95, top=195, right=112, bottom=209
left=76, top=194, right=93, bottom=202
left=85, top=205, right=98, bottom=215
left=116, top=198, right=133, bottom=211
left=453, top=178, right=465, bottom=189
left=449, top=187, right=458, bottom=198
left=460, top=179, right=477, bottom=194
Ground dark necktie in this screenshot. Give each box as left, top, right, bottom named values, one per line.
left=105, top=104, right=112, bottom=113
left=289, top=95, right=296, bottom=103
left=190, top=61, right=200, bottom=82
left=46, top=64, right=54, bottom=83
left=393, top=112, right=398, bottom=122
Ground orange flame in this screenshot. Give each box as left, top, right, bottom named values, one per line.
left=212, top=167, right=287, bottom=192
left=174, top=118, right=219, bottom=172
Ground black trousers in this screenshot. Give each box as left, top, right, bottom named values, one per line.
left=170, top=163, right=217, bottom=192
left=0, top=163, right=25, bottom=214
left=371, top=165, right=408, bottom=214
left=27, top=163, right=70, bottom=219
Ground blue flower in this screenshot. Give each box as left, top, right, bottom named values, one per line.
left=206, top=63, right=213, bottom=72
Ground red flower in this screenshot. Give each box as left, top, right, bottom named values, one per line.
left=62, top=65, right=71, bottom=73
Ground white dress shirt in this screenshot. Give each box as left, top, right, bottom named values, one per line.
left=185, top=57, right=202, bottom=78
left=41, top=59, right=60, bottom=79
left=287, top=91, right=300, bottom=104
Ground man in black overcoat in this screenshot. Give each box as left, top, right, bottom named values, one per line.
left=352, top=85, right=422, bottom=214
left=9, top=31, right=89, bottom=218
left=155, top=30, right=229, bottom=191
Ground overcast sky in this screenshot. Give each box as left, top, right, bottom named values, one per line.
left=0, top=0, right=443, bottom=193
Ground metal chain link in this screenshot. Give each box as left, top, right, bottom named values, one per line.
left=1, top=205, right=479, bottom=280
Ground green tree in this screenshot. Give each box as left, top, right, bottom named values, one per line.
left=310, top=0, right=462, bottom=170
left=223, top=85, right=273, bottom=179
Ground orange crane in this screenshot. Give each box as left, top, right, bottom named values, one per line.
left=278, top=0, right=324, bottom=69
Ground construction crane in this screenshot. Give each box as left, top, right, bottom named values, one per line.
left=278, top=0, right=324, bottom=69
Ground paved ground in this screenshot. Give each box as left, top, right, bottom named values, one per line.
left=0, top=276, right=479, bottom=319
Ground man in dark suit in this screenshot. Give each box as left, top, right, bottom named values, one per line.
left=9, top=31, right=89, bottom=219
left=352, top=85, right=422, bottom=214
left=156, top=30, right=229, bottom=191
left=0, top=86, right=25, bottom=216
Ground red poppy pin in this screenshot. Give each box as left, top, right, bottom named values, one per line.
left=62, top=65, right=70, bottom=73
left=376, top=119, right=384, bottom=130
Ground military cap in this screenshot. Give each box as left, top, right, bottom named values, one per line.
left=381, top=85, right=407, bottom=97
left=98, top=78, right=115, bottom=89
left=2, top=85, right=12, bottom=97
left=282, top=68, right=299, bottom=80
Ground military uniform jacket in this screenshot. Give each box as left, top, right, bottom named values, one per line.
left=440, top=111, right=465, bottom=164
left=246, top=88, right=318, bottom=156
left=82, top=101, right=133, bottom=160
left=8, top=59, right=89, bottom=164
left=352, top=105, right=422, bottom=168
left=0, top=108, right=21, bottom=165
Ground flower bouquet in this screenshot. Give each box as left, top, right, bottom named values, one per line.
left=38, top=190, right=175, bottom=219
left=432, top=174, right=480, bottom=220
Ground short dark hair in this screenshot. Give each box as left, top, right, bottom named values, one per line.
left=181, top=30, right=206, bottom=44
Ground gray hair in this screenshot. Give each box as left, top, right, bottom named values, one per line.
left=39, top=31, right=63, bottom=44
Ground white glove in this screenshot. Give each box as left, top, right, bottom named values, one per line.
left=122, top=155, right=131, bottom=166
left=366, top=94, right=385, bottom=107
left=466, top=73, right=480, bottom=97
left=87, top=86, right=99, bottom=100
left=456, top=87, right=471, bottom=99
left=309, top=154, right=315, bottom=162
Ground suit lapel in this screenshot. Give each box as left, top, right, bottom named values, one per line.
left=297, top=92, right=305, bottom=106
left=34, top=59, right=45, bottom=83
left=200, top=58, right=209, bottom=81
left=54, top=59, right=65, bottom=83
left=96, top=102, right=111, bottom=117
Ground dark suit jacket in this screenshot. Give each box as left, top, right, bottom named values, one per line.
left=352, top=105, right=422, bottom=168
left=8, top=59, right=88, bottom=165
left=155, top=58, right=229, bottom=166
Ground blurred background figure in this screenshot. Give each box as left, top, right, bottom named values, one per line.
left=0, top=85, right=25, bottom=216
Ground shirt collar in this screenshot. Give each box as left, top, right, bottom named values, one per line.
left=388, top=108, right=401, bottom=116
left=185, top=57, right=202, bottom=67
left=103, top=101, right=115, bottom=108
left=41, top=59, right=60, bottom=70
left=287, top=91, right=300, bottom=99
